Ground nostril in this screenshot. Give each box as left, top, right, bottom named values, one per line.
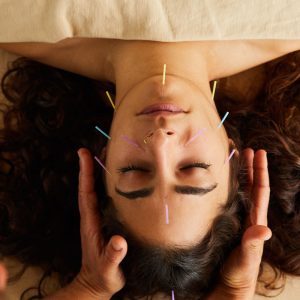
left=167, top=131, right=174, bottom=135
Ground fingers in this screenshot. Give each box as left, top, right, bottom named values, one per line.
left=0, top=263, right=7, bottom=290
left=251, top=150, right=270, bottom=226
left=78, top=148, right=96, bottom=195
left=213, top=149, right=271, bottom=300
left=77, top=148, right=101, bottom=252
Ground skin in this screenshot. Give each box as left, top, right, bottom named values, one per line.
left=102, top=41, right=238, bottom=247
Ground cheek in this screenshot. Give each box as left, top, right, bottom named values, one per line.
left=194, top=133, right=225, bottom=164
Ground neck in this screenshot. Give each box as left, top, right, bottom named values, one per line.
left=109, top=41, right=213, bottom=107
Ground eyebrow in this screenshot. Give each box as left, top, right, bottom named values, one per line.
left=115, top=183, right=218, bottom=200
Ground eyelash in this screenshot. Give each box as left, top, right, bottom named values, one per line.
left=117, top=162, right=211, bottom=173
left=117, top=165, right=145, bottom=173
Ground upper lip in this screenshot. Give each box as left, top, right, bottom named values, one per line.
left=138, top=103, right=186, bottom=115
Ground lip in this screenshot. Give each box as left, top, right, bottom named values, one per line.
left=138, top=103, right=185, bottom=115
left=142, top=111, right=184, bottom=117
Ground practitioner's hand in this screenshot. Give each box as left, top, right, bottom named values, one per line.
left=45, top=148, right=128, bottom=300
left=75, top=148, right=128, bottom=299
left=206, top=149, right=272, bottom=300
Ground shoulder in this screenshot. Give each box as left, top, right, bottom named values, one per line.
left=0, top=37, right=121, bottom=82
left=206, top=39, right=300, bottom=81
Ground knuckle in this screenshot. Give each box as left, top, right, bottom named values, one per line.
left=248, top=241, right=264, bottom=254
left=257, top=185, right=270, bottom=190
left=221, top=272, right=254, bottom=291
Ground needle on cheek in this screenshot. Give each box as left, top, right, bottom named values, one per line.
left=121, top=135, right=143, bottom=151
left=185, top=128, right=207, bottom=146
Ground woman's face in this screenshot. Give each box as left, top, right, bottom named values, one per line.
left=101, top=73, right=236, bottom=247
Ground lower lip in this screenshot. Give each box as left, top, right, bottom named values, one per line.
left=139, top=103, right=184, bottom=115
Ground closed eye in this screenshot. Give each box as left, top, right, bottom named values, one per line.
left=117, top=162, right=211, bottom=173
left=117, top=165, right=148, bottom=173
left=180, top=162, right=211, bottom=170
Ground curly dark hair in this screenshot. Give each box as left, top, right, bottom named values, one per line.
left=0, top=50, right=299, bottom=299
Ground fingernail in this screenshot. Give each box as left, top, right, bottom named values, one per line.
left=111, top=240, right=123, bottom=251
left=264, top=232, right=272, bottom=241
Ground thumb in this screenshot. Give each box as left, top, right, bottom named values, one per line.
left=239, top=225, right=272, bottom=270
left=105, top=236, right=127, bottom=264
left=100, top=235, right=128, bottom=292
left=219, top=225, right=272, bottom=294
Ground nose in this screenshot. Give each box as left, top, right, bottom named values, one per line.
left=149, top=128, right=176, bottom=145
left=146, top=128, right=176, bottom=190
left=146, top=128, right=176, bottom=160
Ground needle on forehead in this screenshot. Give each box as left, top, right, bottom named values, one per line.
left=165, top=204, right=169, bottom=225
left=172, top=290, right=175, bottom=300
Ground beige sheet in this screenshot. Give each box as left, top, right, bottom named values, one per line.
left=0, top=0, right=300, bottom=42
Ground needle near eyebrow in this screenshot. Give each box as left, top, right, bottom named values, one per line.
left=94, top=156, right=111, bottom=176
